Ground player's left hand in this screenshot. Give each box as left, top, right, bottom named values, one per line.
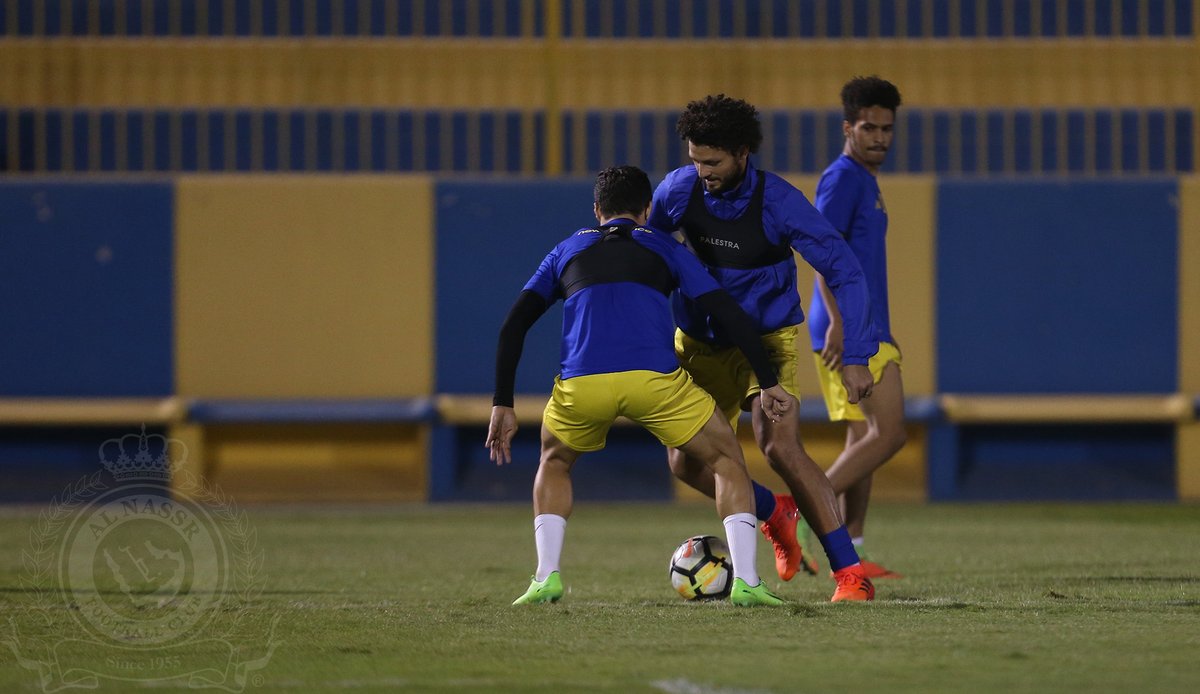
left=759, top=384, right=794, bottom=423
left=821, top=322, right=844, bottom=370
left=841, top=364, right=874, bottom=404
left=485, top=406, right=518, bottom=465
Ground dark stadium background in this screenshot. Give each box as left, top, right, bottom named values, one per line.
left=2, top=0, right=1197, bottom=505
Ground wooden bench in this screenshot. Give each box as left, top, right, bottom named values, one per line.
left=928, top=393, right=1195, bottom=501
left=0, top=398, right=184, bottom=501
left=176, top=398, right=434, bottom=502
left=940, top=394, right=1194, bottom=424
left=429, top=394, right=943, bottom=502
left=434, top=394, right=944, bottom=425
left=0, top=398, right=183, bottom=426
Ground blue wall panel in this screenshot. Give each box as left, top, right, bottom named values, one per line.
left=0, top=182, right=173, bottom=396
left=937, top=179, right=1178, bottom=393
left=435, top=180, right=596, bottom=394
left=946, top=424, right=1175, bottom=501
left=5, top=0, right=1193, bottom=38
left=0, top=426, right=169, bottom=503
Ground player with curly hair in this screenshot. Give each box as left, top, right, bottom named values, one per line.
left=650, top=94, right=876, bottom=601
left=808, top=76, right=906, bottom=579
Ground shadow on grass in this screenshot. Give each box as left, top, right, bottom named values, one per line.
left=0, top=587, right=337, bottom=596
left=1093, top=575, right=1200, bottom=583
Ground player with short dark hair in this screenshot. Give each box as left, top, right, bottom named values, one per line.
left=651, top=94, right=876, bottom=602
left=489, top=165, right=788, bottom=607
left=808, top=76, right=907, bottom=579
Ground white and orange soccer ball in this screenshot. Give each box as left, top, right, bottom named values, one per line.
left=668, top=535, right=733, bottom=600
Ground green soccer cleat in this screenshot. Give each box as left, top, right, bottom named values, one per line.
left=512, top=571, right=563, bottom=605
left=729, top=578, right=785, bottom=607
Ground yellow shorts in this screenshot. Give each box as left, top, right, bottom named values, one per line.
left=542, top=368, right=716, bottom=452
left=813, top=341, right=902, bottom=422
left=674, top=325, right=801, bottom=431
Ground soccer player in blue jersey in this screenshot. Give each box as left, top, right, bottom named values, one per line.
left=487, top=166, right=791, bottom=607
left=808, top=76, right=906, bottom=579
left=650, top=95, right=876, bottom=602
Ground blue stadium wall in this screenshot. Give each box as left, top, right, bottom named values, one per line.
left=1, top=175, right=1195, bottom=502
left=931, top=179, right=1181, bottom=500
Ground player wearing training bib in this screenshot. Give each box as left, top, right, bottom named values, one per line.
left=651, top=95, right=877, bottom=602
left=488, top=166, right=791, bottom=608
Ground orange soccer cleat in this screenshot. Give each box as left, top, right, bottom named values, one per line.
left=760, top=495, right=816, bottom=581
left=858, top=559, right=904, bottom=580
left=831, top=564, right=875, bottom=602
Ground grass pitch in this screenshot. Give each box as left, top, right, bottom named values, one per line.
left=1, top=501, right=1199, bottom=692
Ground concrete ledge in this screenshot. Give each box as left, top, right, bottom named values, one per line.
left=436, top=395, right=559, bottom=426
left=186, top=399, right=434, bottom=424
left=0, top=398, right=183, bottom=426
left=437, top=394, right=945, bottom=426
left=940, top=393, right=1194, bottom=424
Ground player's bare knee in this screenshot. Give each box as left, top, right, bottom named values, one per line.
left=538, top=451, right=573, bottom=474
left=762, top=426, right=807, bottom=462
left=875, top=422, right=906, bottom=457
left=706, top=453, right=745, bottom=480
left=667, top=447, right=694, bottom=481
left=762, top=441, right=805, bottom=476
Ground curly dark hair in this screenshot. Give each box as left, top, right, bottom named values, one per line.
left=841, top=76, right=902, bottom=123
left=594, top=165, right=652, bottom=218
left=675, top=94, right=763, bottom=154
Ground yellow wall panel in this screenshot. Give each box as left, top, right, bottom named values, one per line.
left=5, top=39, right=1195, bottom=109
left=1179, top=424, right=1200, bottom=502
left=175, top=175, right=433, bottom=398
left=199, top=424, right=427, bottom=502
left=785, top=174, right=936, bottom=398
left=877, top=176, right=936, bottom=396
left=782, top=174, right=823, bottom=397
left=1179, top=177, right=1200, bottom=500
left=1181, top=177, right=1200, bottom=393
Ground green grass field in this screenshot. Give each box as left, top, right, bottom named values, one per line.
left=2, top=501, right=1199, bottom=692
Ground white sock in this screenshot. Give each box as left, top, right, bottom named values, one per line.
left=852, top=537, right=865, bottom=547
left=533, top=514, right=566, bottom=581
left=722, top=512, right=760, bottom=587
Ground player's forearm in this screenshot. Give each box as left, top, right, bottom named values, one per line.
left=815, top=273, right=842, bottom=327
left=821, top=259, right=876, bottom=365
left=493, top=290, right=549, bottom=407
left=694, top=290, right=779, bottom=390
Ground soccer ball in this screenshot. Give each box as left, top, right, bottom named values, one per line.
left=668, top=535, right=733, bottom=600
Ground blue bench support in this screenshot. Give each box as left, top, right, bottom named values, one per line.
left=0, top=399, right=183, bottom=502
left=175, top=399, right=434, bottom=501
left=1178, top=396, right=1200, bottom=500
left=928, top=394, right=1193, bottom=501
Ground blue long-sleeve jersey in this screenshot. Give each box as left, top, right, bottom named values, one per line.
left=809, top=154, right=893, bottom=351
left=522, top=220, right=725, bottom=378
left=649, top=163, right=877, bottom=365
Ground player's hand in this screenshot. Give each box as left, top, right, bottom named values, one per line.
left=759, top=385, right=793, bottom=423
left=485, top=406, right=518, bottom=465
left=841, top=364, right=874, bottom=404
left=821, top=322, right=844, bottom=370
